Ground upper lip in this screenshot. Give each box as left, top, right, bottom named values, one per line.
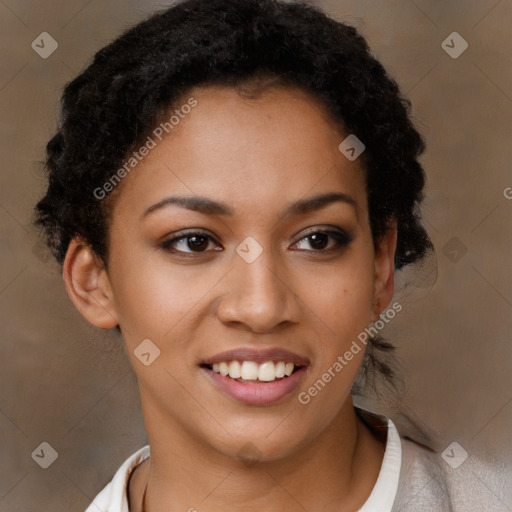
left=201, top=347, right=310, bottom=367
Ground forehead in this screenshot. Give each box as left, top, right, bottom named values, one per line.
left=111, top=85, right=368, bottom=219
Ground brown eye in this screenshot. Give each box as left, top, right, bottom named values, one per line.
left=308, top=232, right=329, bottom=250
left=187, top=234, right=210, bottom=251
left=293, top=228, right=352, bottom=252
left=160, top=231, right=221, bottom=254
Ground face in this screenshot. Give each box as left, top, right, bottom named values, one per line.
left=67, top=85, right=396, bottom=462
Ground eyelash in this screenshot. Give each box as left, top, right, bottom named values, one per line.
left=159, top=227, right=353, bottom=256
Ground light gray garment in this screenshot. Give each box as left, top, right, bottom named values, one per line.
left=392, top=436, right=509, bottom=511
left=357, top=407, right=510, bottom=511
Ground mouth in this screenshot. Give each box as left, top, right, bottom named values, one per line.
left=199, top=360, right=304, bottom=382
left=200, top=347, right=309, bottom=405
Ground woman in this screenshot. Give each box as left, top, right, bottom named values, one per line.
left=35, top=0, right=452, bottom=510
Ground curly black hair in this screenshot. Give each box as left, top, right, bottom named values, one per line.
left=34, top=0, right=433, bottom=384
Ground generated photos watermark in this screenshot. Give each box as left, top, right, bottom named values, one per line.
left=93, top=97, right=198, bottom=200
left=298, top=301, right=403, bottom=405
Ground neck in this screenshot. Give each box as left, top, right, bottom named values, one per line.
left=132, top=397, right=384, bottom=512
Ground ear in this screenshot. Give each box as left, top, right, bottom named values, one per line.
left=370, top=224, right=398, bottom=322
left=62, top=237, right=119, bottom=329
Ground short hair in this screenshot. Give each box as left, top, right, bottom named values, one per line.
left=35, top=0, right=434, bottom=385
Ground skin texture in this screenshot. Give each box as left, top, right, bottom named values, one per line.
left=63, top=85, right=397, bottom=511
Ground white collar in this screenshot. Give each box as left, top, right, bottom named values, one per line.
left=86, top=416, right=401, bottom=512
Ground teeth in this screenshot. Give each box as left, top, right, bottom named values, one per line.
left=210, top=360, right=298, bottom=382
left=228, top=361, right=241, bottom=379
left=275, top=361, right=285, bottom=378
left=219, top=362, right=229, bottom=377
left=258, top=361, right=275, bottom=382
left=241, top=361, right=259, bottom=380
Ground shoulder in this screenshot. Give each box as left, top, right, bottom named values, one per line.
left=392, top=436, right=451, bottom=511
left=85, top=445, right=150, bottom=512
left=393, top=436, right=508, bottom=512
left=356, top=407, right=508, bottom=511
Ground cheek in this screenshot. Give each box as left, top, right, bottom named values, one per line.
left=295, top=259, right=375, bottom=341
left=108, top=251, right=191, bottom=341
left=109, top=259, right=206, bottom=401
left=294, top=264, right=374, bottom=420
left=109, top=249, right=228, bottom=356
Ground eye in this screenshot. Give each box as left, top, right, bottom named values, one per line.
left=160, top=230, right=222, bottom=254
left=292, top=228, right=352, bottom=252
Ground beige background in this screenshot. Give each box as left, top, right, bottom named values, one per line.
left=0, top=0, right=510, bottom=510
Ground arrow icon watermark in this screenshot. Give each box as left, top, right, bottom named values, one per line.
left=31, top=442, right=58, bottom=469
left=441, top=32, right=468, bottom=59
left=31, top=32, right=59, bottom=59
left=236, top=236, right=263, bottom=263
left=338, top=134, right=365, bottom=161
left=134, top=339, right=161, bottom=366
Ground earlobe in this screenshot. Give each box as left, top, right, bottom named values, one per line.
left=62, top=238, right=119, bottom=329
left=370, top=226, right=398, bottom=322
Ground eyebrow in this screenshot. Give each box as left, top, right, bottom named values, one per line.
left=283, top=192, right=357, bottom=219
left=141, top=192, right=358, bottom=220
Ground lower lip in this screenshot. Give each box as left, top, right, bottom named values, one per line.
left=202, top=366, right=307, bottom=405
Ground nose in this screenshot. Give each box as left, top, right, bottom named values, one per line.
left=215, top=246, right=301, bottom=333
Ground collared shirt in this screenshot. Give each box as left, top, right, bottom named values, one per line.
left=85, top=416, right=402, bottom=512
left=87, top=405, right=512, bottom=512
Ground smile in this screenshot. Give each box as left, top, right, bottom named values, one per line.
left=208, top=360, right=297, bottom=382
left=200, top=347, right=310, bottom=405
